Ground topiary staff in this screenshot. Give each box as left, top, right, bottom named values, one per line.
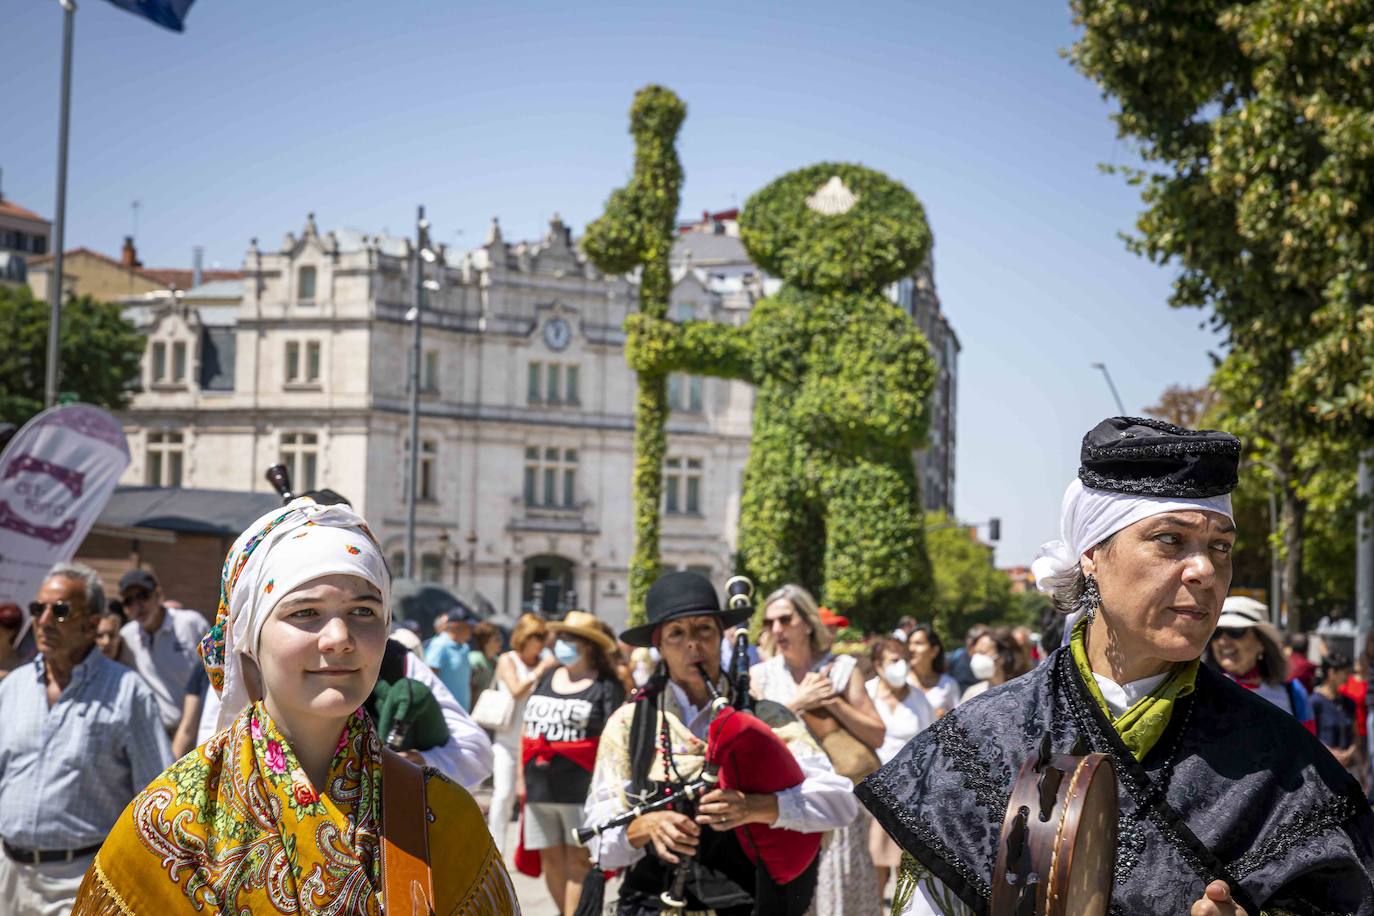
left=583, top=85, right=686, bottom=624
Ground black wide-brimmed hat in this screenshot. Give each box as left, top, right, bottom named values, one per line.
left=1078, top=417, right=1241, bottom=499
left=619, top=571, right=753, bottom=647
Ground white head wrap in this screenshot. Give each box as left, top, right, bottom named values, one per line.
left=1031, top=478, right=1234, bottom=597
left=205, top=498, right=390, bottom=729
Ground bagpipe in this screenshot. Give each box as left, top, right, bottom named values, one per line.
left=989, top=732, right=1118, bottom=916
left=574, top=576, right=822, bottom=912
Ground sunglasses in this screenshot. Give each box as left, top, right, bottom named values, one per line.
left=29, top=601, right=74, bottom=622
left=1212, top=627, right=1251, bottom=641
left=123, top=588, right=152, bottom=603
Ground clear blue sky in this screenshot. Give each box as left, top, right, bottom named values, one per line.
left=3, top=0, right=1221, bottom=569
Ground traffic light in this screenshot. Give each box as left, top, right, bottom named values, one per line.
left=988, top=518, right=1001, bottom=541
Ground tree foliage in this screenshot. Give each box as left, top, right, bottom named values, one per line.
left=924, top=512, right=1032, bottom=639
left=1071, top=0, right=1374, bottom=628
left=0, top=284, right=142, bottom=427
left=582, top=85, right=686, bottom=624
left=625, top=162, right=937, bottom=630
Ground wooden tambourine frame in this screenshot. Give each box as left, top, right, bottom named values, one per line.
left=989, top=735, right=1118, bottom=916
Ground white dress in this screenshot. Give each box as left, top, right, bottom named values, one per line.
left=486, top=652, right=532, bottom=854
left=752, top=653, right=880, bottom=916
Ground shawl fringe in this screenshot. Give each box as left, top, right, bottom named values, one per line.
left=71, top=862, right=134, bottom=916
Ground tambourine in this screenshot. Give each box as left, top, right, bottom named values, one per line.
left=989, top=734, right=1118, bottom=916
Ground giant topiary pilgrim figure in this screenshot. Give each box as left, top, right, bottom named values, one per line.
left=582, top=85, right=686, bottom=623
left=627, top=163, right=938, bottom=626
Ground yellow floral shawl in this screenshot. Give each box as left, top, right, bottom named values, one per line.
left=73, top=702, right=518, bottom=915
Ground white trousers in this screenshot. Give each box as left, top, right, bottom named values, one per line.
left=0, top=851, right=94, bottom=916
left=487, top=739, right=519, bottom=856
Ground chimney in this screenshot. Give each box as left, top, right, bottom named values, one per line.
left=192, top=246, right=203, bottom=288
left=121, top=236, right=141, bottom=268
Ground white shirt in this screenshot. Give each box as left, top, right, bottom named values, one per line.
left=195, top=649, right=494, bottom=789
left=582, top=679, right=858, bottom=870
left=909, top=672, right=962, bottom=716
left=1092, top=671, right=1170, bottom=718
left=865, top=678, right=934, bottom=764
left=121, top=606, right=209, bottom=731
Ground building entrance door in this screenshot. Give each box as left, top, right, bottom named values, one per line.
left=522, top=554, right=574, bottom=617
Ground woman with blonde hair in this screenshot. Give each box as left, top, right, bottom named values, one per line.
left=72, top=497, right=516, bottom=914
left=487, top=612, right=558, bottom=854
left=750, top=583, right=885, bottom=916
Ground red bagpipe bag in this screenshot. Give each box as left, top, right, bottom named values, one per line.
left=707, top=707, right=822, bottom=885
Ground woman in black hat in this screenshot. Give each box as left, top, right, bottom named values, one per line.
left=581, top=571, right=857, bottom=915
left=858, top=417, right=1374, bottom=916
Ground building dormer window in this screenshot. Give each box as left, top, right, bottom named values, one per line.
left=297, top=266, right=317, bottom=306
left=149, top=339, right=189, bottom=386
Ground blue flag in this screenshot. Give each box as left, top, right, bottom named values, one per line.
left=103, top=0, right=196, bottom=32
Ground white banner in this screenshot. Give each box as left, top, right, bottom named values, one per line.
left=0, top=404, right=130, bottom=632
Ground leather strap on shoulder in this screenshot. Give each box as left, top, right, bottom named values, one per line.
left=381, top=748, right=436, bottom=916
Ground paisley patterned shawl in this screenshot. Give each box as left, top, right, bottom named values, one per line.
left=72, top=702, right=518, bottom=915
left=856, top=646, right=1374, bottom=916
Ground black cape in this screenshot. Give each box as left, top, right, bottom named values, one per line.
left=856, top=647, right=1374, bottom=916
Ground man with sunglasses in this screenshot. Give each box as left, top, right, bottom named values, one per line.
left=0, top=562, right=171, bottom=915
left=117, top=570, right=209, bottom=734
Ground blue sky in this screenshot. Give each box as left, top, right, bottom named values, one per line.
left=3, top=0, right=1221, bottom=569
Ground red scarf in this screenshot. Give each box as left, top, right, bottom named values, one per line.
left=514, top=734, right=601, bottom=876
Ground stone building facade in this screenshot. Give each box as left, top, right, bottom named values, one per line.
left=117, top=214, right=754, bottom=629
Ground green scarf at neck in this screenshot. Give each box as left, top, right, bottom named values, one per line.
left=1069, top=618, right=1198, bottom=761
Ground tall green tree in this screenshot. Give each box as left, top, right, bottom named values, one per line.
left=925, top=513, right=1027, bottom=640
left=582, top=86, right=686, bottom=624
left=0, top=284, right=143, bottom=427
left=1070, top=0, right=1374, bottom=627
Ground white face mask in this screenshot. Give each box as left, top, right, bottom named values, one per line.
left=970, top=653, right=996, bottom=681
left=880, top=660, right=908, bottom=688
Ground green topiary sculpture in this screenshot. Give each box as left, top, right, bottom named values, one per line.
left=627, top=162, right=938, bottom=628
left=582, top=85, right=686, bottom=624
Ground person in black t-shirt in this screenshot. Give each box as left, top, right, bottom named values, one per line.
left=1313, top=653, right=1360, bottom=772
left=520, top=610, right=625, bottom=914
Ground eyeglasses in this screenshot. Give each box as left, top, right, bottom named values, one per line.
left=29, top=601, right=74, bottom=622
left=1212, top=627, right=1251, bottom=640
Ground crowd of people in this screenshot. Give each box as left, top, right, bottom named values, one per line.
left=3, top=418, right=1374, bottom=914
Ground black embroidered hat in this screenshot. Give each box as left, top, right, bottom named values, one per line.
left=1078, top=416, right=1241, bottom=498
left=619, top=570, right=752, bottom=647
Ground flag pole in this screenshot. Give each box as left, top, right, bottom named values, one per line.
left=45, top=0, right=76, bottom=409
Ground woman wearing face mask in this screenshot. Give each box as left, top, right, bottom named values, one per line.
left=905, top=624, right=959, bottom=718
left=519, top=610, right=626, bottom=915
left=864, top=637, right=934, bottom=897
left=957, top=628, right=1022, bottom=702
left=72, top=497, right=516, bottom=914
left=857, top=417, right=1374, bottom=916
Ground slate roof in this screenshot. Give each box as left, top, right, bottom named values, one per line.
left=98, top=487, right=281, bottom=536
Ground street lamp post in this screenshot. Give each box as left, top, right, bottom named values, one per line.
left=404, top=206, right=430, bottom=580
left=1090, top=362, right=1127, bottom=415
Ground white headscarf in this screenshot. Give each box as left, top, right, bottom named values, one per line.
left=205, top=498, right=390, bottom=730
left=1031, top=478, right=1234, bottom=597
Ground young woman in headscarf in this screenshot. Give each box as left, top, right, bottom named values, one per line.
left=857, top=417, right=1374, bottom=916
left=71, top=498, right=518, bottom=915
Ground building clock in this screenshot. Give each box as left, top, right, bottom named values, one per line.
left=543, top=317, right=572, bottom=351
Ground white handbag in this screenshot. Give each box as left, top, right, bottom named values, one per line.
left=470, top=685, right=516, bottom=731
